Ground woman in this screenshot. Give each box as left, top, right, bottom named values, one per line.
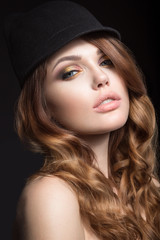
left=4, top=1, right=160, bottom=239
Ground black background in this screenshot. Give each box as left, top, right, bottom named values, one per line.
left=0, top=0, right=159, bottom=239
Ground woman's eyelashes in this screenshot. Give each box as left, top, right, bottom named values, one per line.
left=62, top=66, right=82, bottom=80
left=100, top=56, right=113, bottom=67
left=61, top=55, right=113, bottom=80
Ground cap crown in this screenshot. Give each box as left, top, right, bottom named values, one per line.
left=4, top=1, right=120, bottom=87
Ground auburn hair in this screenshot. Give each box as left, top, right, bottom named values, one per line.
left=15, top=33, right=160, bottom=239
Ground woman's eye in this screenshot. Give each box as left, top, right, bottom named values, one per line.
left=62, top=70, right=79, bottom=80
left=100, top=58, right=113, bottom=67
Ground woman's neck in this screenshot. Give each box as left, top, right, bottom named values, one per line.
left=80, top=133, right=110, bottom=178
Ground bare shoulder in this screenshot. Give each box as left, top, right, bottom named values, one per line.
left=15, top=176, right=85, bottom=240
left=21, top=175, right=78, bottom=204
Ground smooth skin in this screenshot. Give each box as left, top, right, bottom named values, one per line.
left=45, top=39, right=129, bottom=135
left=16, top=177, right=87, bottom=240
left=15, top=39, right=129, bottom=239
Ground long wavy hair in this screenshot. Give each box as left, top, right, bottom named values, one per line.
left=15, top=33, right=160, bottom=239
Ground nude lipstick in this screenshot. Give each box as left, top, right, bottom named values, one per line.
left=93, top=92, right=121, bottom=113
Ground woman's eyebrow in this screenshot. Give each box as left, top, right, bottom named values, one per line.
left=52, top=48, right=103, bottom=71
left=52, top=55, right=81, bottom=71
left=97, top=49, right=103, bottom=55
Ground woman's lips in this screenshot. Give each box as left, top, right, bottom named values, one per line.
left=93, top=92, right=121, bottom=113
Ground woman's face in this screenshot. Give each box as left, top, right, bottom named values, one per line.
left=44, top=38, right=129, bottom=135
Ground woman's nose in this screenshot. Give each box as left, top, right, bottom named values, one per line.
left=92, top=68, right=109, bottom=90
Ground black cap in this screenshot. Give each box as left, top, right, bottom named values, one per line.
left=4, top=0, right=121, bottom=87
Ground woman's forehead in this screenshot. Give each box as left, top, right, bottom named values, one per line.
left=47, top=38, right=102, bottom=66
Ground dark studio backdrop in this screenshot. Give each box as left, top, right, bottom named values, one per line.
left=0, top=0, right=159, bottom=239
